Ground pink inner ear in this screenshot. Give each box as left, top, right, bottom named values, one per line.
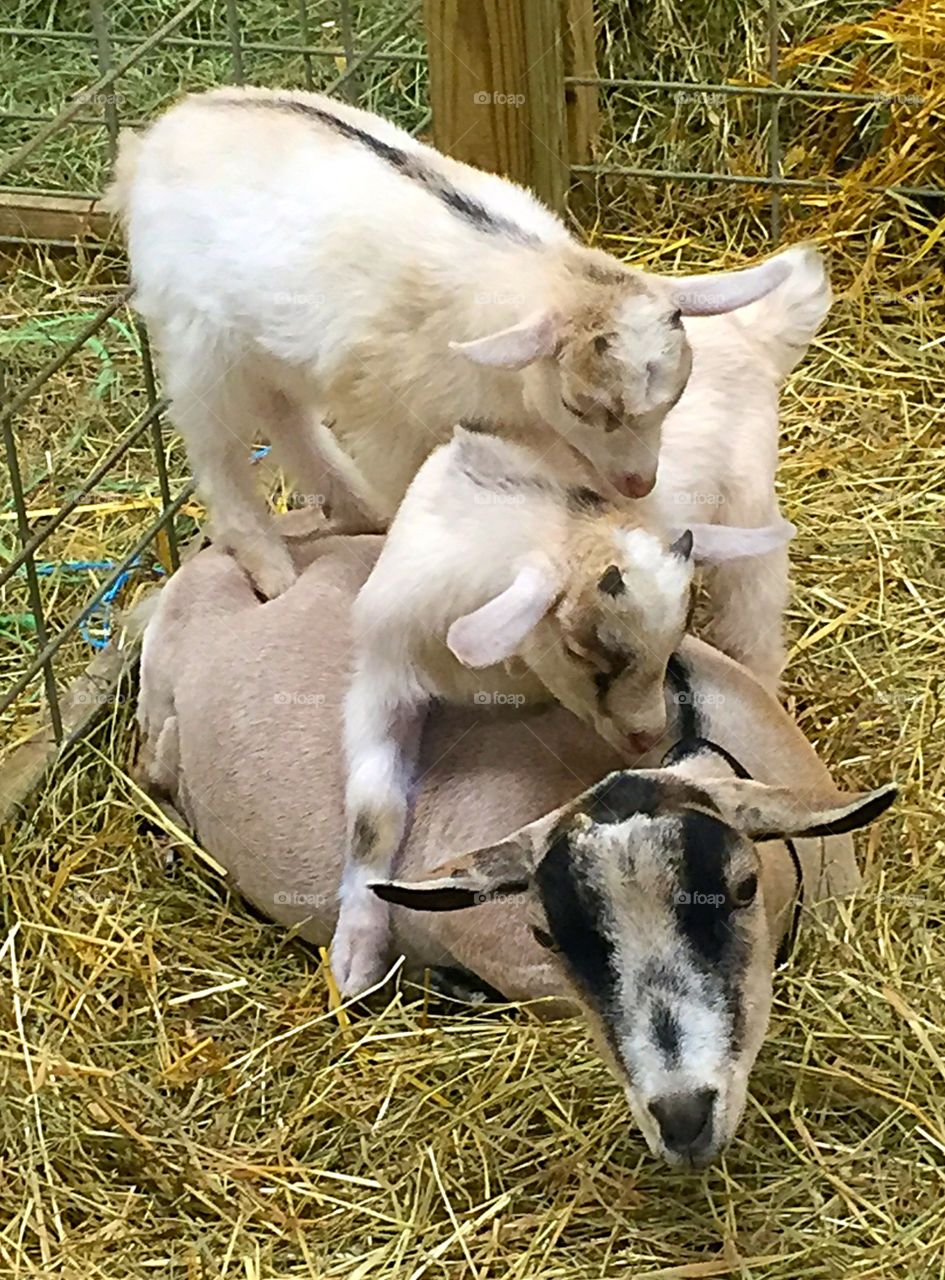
left=447, top=563, right=560, bottom=668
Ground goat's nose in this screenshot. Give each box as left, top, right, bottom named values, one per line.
left=614, top=472, right=655, bottom=499
left=649, top=1088, right=717, bottom=1158
left=626, top=729, right=660, bottom=756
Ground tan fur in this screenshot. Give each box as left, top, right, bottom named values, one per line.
left=136, top=519, right=862, bottom=1007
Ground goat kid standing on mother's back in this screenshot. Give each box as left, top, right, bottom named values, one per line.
left=107, top=86, right=793, bottom=597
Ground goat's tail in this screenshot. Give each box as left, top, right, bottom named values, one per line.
left=736, top=243, right=831, bottom=379
left=101, top=128, right=143, bottom=227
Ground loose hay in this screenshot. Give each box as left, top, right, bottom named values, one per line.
left=1, top=0, right=944, bottom=1275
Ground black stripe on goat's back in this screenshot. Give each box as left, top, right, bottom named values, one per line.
left=222, top=96, right=537, bottom=245
left=584, top=773, right=664, bottom=824
left=567, top=485, right=611, bottom=515
left=662, top=735, right=751, bottom=780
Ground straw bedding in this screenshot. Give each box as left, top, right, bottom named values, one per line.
left=0, top=1, right=943, bottom=1275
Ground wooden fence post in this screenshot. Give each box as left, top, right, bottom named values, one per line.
left=563, top=0, right=598, bottom=168
left=424, top=0, right=593, bottom=211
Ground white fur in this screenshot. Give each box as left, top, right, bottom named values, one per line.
left=134, top=527, right=891, bottom=1166
left=334, top=418, right=813, bottom=994
left=639, top=244, right=832, bottom=689
left=109, top=86, right=795, bottom=596
left=333, top=429, right=696, bottom=994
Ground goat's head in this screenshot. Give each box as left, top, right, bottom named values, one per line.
left=373, top=747, right=896, bottom=1168
left=449, top=250, right=792, bottom=498
left=446, top=525, right=694, bottom=752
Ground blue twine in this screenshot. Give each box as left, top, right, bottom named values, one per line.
left=26, top=447, right=269, bottom=649
left=36, top=557, right=166, bottom=649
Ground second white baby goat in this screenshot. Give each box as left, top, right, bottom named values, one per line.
left=334, top=426, right=792, bottom=993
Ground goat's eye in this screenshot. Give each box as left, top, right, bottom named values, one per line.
left=732, top=873, right=758, bottom=907
left=531, top=925, right=559, bottom=953
left=669, top=309, right=683, bottom=329
left=561, top=395, right=588, bottom=420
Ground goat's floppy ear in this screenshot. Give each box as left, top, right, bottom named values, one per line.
left=370, top=805, right=567, bottom=912
left=661, top=253, right=791, bottom=316
left=447, top=561, right=560, bottom=668
left=706, top=778, right=897, bottom=840
left=449, top=312, right=558, bottom=369
left=683, top=520, right=795, bottom=564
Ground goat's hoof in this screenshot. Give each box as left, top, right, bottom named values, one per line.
left=330, top=914, right=390, bottom=998
left=240, top=547, right=298, bottom=600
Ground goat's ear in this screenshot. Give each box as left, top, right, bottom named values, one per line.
left=447, top=561, right=560, bottom=668
left=661, top=253, right=791, bottom=316
left=707, top=778, right=897, bottom=840
left=370, top=870, right=529, bottom=912
left=370, top=804, right=567, bottom=912
left=683, top=520, right=795, bottom=564
left=449, top=312, right=558, bottom=369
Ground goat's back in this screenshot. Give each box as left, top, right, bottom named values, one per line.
left=138, top=530, right=857, bottom=1000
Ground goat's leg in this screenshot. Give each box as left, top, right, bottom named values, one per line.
left=163, top=346, right=297, bottom=599
left=702, top=541, right=790, bottom=694
left=333, top=665, right=426, bottom=996
left=265, top=394, right=385, bottom=535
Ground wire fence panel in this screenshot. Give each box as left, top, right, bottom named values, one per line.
left=0, top=0, right=941, bottom=765
left=0, top=0, right=433, bottom=756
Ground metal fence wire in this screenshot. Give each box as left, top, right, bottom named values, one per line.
left=0, top=0, right=941, bottom=764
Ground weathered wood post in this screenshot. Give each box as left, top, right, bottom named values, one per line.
left=562, top=0, right=599, bottom=169
left=423, top=0, right=597, bottom=212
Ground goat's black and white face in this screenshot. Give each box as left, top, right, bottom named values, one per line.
left=532, top=774, right=770, bottom=1167
left=539, top=527, right=695, bottom=753
left=373, top=756, right=895, bottom=1168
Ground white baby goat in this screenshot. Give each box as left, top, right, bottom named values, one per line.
left=336, top=426, right=793, bottom=994
left=107, top=86, right=793, bottom=597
